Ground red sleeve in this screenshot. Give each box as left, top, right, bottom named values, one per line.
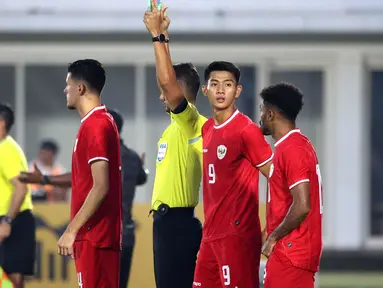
left=84, top=118, right=111, bottom=165
left=282, top=146, right=311, bottom=190
left=241, top=123, right=273, bottom=168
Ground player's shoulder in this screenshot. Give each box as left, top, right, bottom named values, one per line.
left=202, top=117, right=214, bottom=132
left=236, top=113, right=263, bottom=135
left=279, top=131, right=315, bottom=156
left=83, top=111, right=114, bottom=129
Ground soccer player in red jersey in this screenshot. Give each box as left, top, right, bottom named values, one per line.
left=193, top=61, right=273, bottom=288
left=259, top=83, right=323, bottom=288
left=56, top=59, right=122, bottom=288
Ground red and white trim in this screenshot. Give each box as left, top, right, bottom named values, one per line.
left=289, top=179, right=310, bottom=190
left=88, top=157, right=109, bottom=164
left=214, top=110, right=239, bottom=129
left=274, top=129, right=301, bottom=147
left=81, top=105, right=106, bottom=123
left=256, top=153, right=274, bottom=168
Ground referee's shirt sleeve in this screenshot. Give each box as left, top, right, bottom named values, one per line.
left=171, top=99, right=205, bottom=142
left=1, top=146, right=24, bottom=180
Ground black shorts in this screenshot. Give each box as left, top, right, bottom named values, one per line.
left=0, top=209, right=36, bottom=276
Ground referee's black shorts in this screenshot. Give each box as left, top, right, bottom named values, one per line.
left=0, top=209, right=36, bottom=276
left=153, top=204, right=202, bottom=288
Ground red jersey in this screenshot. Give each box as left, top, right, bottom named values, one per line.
left=267, top=129, right=323, bottom=272
left=71, top=105, right=122, bottom=250
left=202, top=110, right=273, bottom=241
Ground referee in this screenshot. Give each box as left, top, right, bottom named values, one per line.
left=144, top=9, right=206, bottom=288
left=0, top=103, right=36, bottom=288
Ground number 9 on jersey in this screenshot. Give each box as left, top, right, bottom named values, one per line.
left=208, top=164, right=215, bottom=184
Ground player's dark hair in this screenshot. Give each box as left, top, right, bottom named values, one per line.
left=173, top=63, right=200, bottom=101
left=0, top=102, right=15, bottom=133
left=40, top=140, right=59, bottom=154
left=260, top=83, right=304, bottom=121
left=108, top=109, right=123, bottom=134
left=204, top=61, right=241, bottom=83
left=68, top=59, right=106, bottom=95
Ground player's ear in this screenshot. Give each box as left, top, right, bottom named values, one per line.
left=267, top=108, right=276, bottom=121
left=78, top=82, right=87, bottom=96
left=202, top=85, right=208, bottom=97
left=235, top=84, right=242, bottom=99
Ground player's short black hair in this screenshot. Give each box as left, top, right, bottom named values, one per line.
left=260, top=83, right=304, bottom=121
left=204, top=61, right=241, bottom=83
left=40, top=140, right=59, bottom=154
left=0, top=102, right=15, bottom=133
left=68, top=59, right=106, bottom=95
left=173, top=63, right=200, bottom=100
left=108, top=109, right=123, bottom=134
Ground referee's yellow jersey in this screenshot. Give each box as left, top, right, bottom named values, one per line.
left=0, top=135, right=33, bottom=215
left=152, top=102, right=207, bottom=210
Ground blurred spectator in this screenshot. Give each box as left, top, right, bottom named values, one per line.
left=108, top=109, right=148, bottom=288
left=29, top=140, right=67, bottom=202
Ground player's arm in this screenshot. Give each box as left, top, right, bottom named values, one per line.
left=66, top=160, right=109, bottom=234
left=268, top=147, right=311, bottom=242
left=144, top=2, right=185, bottom=110
left=241, top=124, right=274, bottom=178
left=19, top=164, right=72, bottom=188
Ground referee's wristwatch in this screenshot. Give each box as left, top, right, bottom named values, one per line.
left=2, top=216, right=12, bottom=225
left=152, top=34, right=169, bottom=43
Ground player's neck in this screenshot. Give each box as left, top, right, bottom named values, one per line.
left=77, top=97, right=101, bottom=119
left=213, top=106, right=236, bottom=126
left=273, top=123, right=296, bottom=143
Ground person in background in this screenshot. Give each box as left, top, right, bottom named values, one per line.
left=29, top=140, right=67, bottom=202
left=0, top=103, right=35, bottom=288
left=108, top=109, right=148, bottom=288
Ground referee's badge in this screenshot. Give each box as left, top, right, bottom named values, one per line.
left=157, top=142, right=168, bottom=162
left=217, top=145, right=227, bottom=160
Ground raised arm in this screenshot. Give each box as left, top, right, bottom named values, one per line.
left=144, top=1, right=185, bottom=110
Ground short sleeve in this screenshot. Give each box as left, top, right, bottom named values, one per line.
left=0, top=145, right=27, bottom=181
left=84, top=119, right=111, bottom=165
left=241, top=124, right=273, bottom=168
left=171, top=102, right=206, bottom=140
left=282, top=146, right=311, bottom=190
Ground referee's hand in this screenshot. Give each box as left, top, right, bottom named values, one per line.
left=57, top=230, right=76, bottom=259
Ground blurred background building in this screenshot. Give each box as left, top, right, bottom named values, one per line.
left=1, top=0, right=383, bottom=286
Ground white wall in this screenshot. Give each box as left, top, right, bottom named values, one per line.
left=1, top=0, right=383, bottom=32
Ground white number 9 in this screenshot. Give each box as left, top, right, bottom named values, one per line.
left=208, top=164, right=215, bottom=184
left=222, top=265, right=230, bottom=285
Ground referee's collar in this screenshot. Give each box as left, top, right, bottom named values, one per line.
left=81, top=105, right=106, bottom=123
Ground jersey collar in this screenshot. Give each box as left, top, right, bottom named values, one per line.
left=274, top=128, right=301, bottom=147
left=81, top=105, right=106, bottom=123
left=214, top=109, right=239, bottom=130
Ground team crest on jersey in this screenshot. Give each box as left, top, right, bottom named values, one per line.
left=269, top=163, right=274, bottom=178
left=157, top=142, right=168, bottom=162
left=73, top=139, right=78, bottom=152
left=217, top=145, right=227, bottom=160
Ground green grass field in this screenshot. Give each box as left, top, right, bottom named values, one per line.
left=319, top=272, right=383, bottom=288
